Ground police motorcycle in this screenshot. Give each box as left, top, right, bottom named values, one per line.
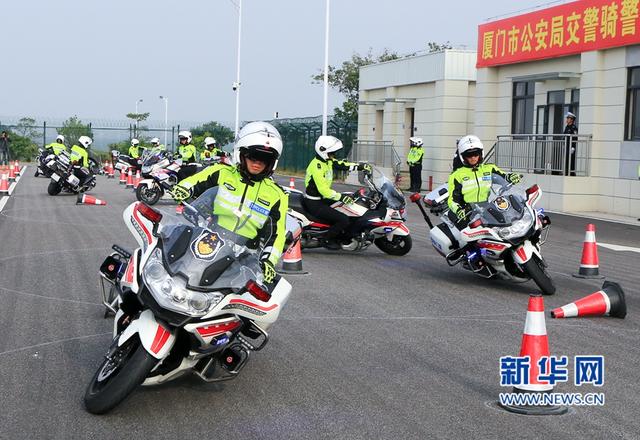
left=135, top=150, right=205, bottom=205
left=411, top=174, right=555, bottom=295
left=112, top=150, right=140, bottom=174
left=287, top=166, right=412, bottom=255
left=46, top=149, right=96, bottom=196
left=85, top=187, right=294, bottom=414
left=35, top=148, right=56, bottom=178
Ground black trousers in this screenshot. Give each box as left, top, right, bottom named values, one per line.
left=409, top=165, right=422, bottom=192
left=304, top=198, right=350, bottom=240
left=177, top=164, right=199, bottom=182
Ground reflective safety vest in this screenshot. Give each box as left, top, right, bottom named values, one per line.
left=70, top=145, right=89, bottom=167
left=447, top=163, right=505, bottom=215
left=47, top=142, right=67, bottom=156
left=407, top=146, right=424, bottom=166
left=129, top=145, right=141, bottom=159
left=179, top=163, right=289, bottom=265
left=304, top=156, right=358, bottom=200
left=179, top=144, right=197, bottom=162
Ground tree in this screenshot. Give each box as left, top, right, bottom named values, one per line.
left=126, top=112, right=151, bottom=138
left=58, top=116, right=93, bottom=147
left=190, top=121, right=235, bottom=154
left=312, top=49, right=399, bottom=122
left=15, top=117, right=40, bottom=142
left=427, top=41, right=453, bottom=52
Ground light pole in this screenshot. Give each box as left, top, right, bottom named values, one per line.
left=135, top=98, right=143, bottom=114
left=135, top=99, right=143, bottom=137
left=159, top=96, right=168, bottom=148
left=233, top=0, right=243, bottom=137
left=322, top=0, right=330, bottom=135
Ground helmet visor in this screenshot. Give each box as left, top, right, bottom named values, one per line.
left=462, top=148, right=482, bottom=158
left=243, top=147, right=277, bottom=163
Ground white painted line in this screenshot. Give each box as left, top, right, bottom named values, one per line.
left=598, top=242, right=640, bottom=254
left=8, top=182, right=16, bottom=195
left=0, top=196, right=8, bottom=213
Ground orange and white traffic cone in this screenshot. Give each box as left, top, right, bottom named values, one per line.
left=498, top=294, right=568, bottom=415
left=551, top=281, right=626, bottom=319
left=133, top=170, right=141, bottom=189
left=14, top=160, right=21, bottom=175
left=289, top=177, right=295, bottom=190
left=119, top=169, right=127, bottom=185
left=573, top=224, right=604, bottom=279
left=76, top=194, right=107, bottom=206
left=126, top=169, right=134, bottom=188
left=7, top=163, right=16, bottom=182
left=175, top=204, right=184, bottom=214
left=278, top=239, right=308, bottom=274
left=107, top=162, right=115, bottom=178
left=0, top=174, right=9, bottom=195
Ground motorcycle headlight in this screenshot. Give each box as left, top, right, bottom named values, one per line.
left=496, top=210, right=534, bottom=240
left=143, top=249, right=223, bottom=317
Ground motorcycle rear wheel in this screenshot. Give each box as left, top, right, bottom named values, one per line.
left=47, top=181, right=62, bottom=196
left=374, top=235, right=412, bottom=256
left=84, top=336, right=157, bottom=414
left=523, top=256, right=556, bottom=295
left=136, top=183, right=163, bottom=205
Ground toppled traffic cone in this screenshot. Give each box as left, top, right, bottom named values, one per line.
left=7, top=163, right=16, bottom=182
left=551, top=281, right=626, bottom=319
left=573, top=224, right=604, bottom=279
left=289, top=177, right=295, bottom=190
left=498, top=294, right=568, bottom=415
left=126, top=169, right=134, bottom=188
left=0, top=174, right=9, bottom=195
left=278, top=239, right=308, bottom=274
left=76, top=194, right=107, bottom=206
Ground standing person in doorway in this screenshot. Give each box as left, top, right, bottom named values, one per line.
left=407, top=137, right=424, bottom=192
left=0, top=131, right=11, bottom=166
left=564, top=112, right=578, bottom=176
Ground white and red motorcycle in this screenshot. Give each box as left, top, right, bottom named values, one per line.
left=288, top=166, right=412, bottom=255
left=85, top=187, right=293, bottom=414
left=411, top=174, right=555, bottom=294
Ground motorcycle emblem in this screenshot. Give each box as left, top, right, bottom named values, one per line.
left=191, top=231, right=225, bottom=261
left=495, top=197, right=510, bottom=211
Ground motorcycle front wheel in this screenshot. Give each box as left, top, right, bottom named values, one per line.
left=47, top=180, right=62, bottom=196
left=374, top=235, right=412, bottom=256
left=84, top=336, right=157, bottom=414
left=136, top=183, right=163, bottom=205
left=523, top=256, right=556, bottom=295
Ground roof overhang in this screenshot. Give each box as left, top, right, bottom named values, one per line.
left=509, top=72, right=581, bottom=82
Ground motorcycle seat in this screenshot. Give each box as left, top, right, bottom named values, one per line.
left=288, top=192, right=331, bottom=225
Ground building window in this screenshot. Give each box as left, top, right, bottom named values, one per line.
left=512, top=81, right=535, bottom=134
left=626, top=67, right=640, bottom=140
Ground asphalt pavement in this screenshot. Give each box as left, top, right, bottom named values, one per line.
left=0, top=170, right=638, bottom=439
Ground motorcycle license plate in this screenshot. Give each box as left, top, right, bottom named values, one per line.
left=51, top=173, right=61, bottom=182
left=67, top=174, right=80, bottom=185
left=46, top=160, right=56, bottom=167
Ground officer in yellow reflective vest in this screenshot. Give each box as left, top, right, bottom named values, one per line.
left=46, top=135, right=68, bottom=156
left=407, top=137, right=424, bottom=193
left=172, top=122, right=288, bottom=284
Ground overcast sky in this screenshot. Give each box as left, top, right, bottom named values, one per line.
left=1, top=0, right=557, bottom=126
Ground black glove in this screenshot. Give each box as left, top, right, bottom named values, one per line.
left=171, top=185, right=192, bottom=202
left=358, top=163, right=372, bottom=173
left=507, top=173, right=522, bottom=184
left=456, top=206, right=471, bottom=221
left=340, top=194, right=354, bottom=205
left=261, top=259, right=276, bottom=284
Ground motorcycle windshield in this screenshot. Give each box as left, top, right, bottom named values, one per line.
left=470, top=174, right=527, bottom=226
left=157, top=187, right=271, bottom=290
left=141, top=151, right=163, bottom=167
left=359, top=167, right=405, bottom=210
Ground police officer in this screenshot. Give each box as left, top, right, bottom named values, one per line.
left=564, top=112, right=578, bottom=176
left=149, top=137, right=165, bottom=153
left=304, top=135, right=370, bottom=250
left=45, top=135, right=67, bottom=156
left=448, top=135, right=520, bottom=227
left=128, top=138, right=141, bottom=159
left=171, top=122, right=288, bottom=284
left=201, top=137, right=226, bottom=162
left=407, top=137, right=424, bottom=192
left=70, top=135, right=94, bottom=185
left=178, top=131, right=197, bottom=163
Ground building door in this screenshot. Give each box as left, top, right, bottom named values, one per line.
left=545, top=90, right=565, bottom=173
left=404, top=108, right=415, bottom=150
left=375, top=110, right=384, bottom=141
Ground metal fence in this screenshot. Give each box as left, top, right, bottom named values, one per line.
left=269, top=116, right=357, bottom=173
left=493, top=134, right=592, bottom=176
left=348, top=140, right=402, bottom=176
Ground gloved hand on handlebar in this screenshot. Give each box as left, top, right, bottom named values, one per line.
left=507, top=173, right=522, bottom=184
left=357, top=162, right=372, bottom=173
left=340, top=194, right=355, bottom=205
left=456, top=205, right=471, bottom=221
left=171, top=185, right=192, bottom=202
left=260, top=259, right=276, bottom=285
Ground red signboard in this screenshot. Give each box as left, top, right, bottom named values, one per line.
left=477, top=0, right=640, bottom=67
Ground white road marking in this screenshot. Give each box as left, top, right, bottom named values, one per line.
left=0, top=196, right=8, bottom=212
left=598, top=242, right=640, bottom=254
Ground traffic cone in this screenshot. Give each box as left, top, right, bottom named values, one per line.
left=498, top=294, right=568, bottom=415
left=175, top=204, right=184, bottom=214
left=107, top=162, right=115, bottom=178
left=0, top=174, right=9, bottom=195
left=278, top=239, right=308, bottom=274
left=119, top=169, right=127, bottom=185
left=289, top=177, right=295, bottom=190
left=551, top=281, right=626, bottom=319
left=76, top=194, right=107, bottom=206
left=573, top=224, right=604, bottom=279
left=126, top=169, right=134, bottom=188
left=7, top=163, right=16, bottom=182
left=133, top=170, right=141, bottom=189
left=14, top=160, right=21, bottom=175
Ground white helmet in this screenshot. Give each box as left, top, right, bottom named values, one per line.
left=150, top=137, right=160, bottom=145
left=56, top=134, right=65, bottom=144
left=234, top=121, right=283, bottom=181
left=131, top=138, right=140, bottom=146
left=457, top=134, right=484, bottom=165
left=314, top=135, right=343, bottom=161
left=204, top=136, right=217, bottom=147
left=78, top=135, right=92, bottom=149
left=178, top=130, right=192, bottom=144
left=409, top=137, right=423, bottom=147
